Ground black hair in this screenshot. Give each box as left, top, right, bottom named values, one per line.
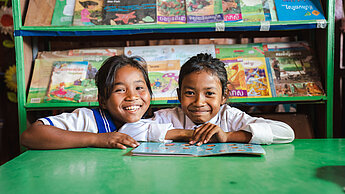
left=178, top=53, right=228, bottom=97
left=95, top=55, right=152, bottom=105
left=79, top=1, right=98, bottom=8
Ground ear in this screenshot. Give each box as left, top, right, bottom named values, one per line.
left=221, top=95, right=227, bottom=105
left=177, top=88, right=181, bottom=103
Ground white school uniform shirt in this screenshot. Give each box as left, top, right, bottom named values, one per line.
left=39, top=108, right=172, bottom=142
left=149, top=104, right=295, bottom=144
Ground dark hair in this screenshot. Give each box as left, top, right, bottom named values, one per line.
left=95, top=55, right=152, bottom=104
left=178, top=53, right=228, bottom=97
left=79, top=1, right=98, bottom=8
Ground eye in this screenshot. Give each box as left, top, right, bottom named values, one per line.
left=113, top=88, right=125, bottom=93
left=184, top=91, right=194, bottom=96
left=206, top=91, right=215, bottom=96
left=136, top=86, right=145, bottom=90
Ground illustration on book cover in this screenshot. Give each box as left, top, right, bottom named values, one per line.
left=46, top=61, right=89, bottom=102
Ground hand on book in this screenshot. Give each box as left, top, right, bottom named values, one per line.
left=189, top=123, right=228, bottom=146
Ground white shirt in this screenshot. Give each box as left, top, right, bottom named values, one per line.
left=150, top=105, right=295, bottom=144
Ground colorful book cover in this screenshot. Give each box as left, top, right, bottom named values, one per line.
left=216, top=44, right=271, bottom=98
left=68, top=47, right=124, bottom=56
left=46, top=61, right=89, bottom=102
left=222, top=0, right=242, bottom=22
left=185, top=0, right=224, bottom=23
left=103, top=0, right=156, bottom=25
left=157, top=0, right=186, bottom=24
left=240, top=0, right=265, bottom=22
left=51, top=0, right=76, bottom=26
left=274, top=0, right=325, bottom=21
left=132, top=142, right=266, bottom=156
left=125, top=44, right=216, bottom=101
left=72, top=0, right=103, bottom=26
left=27, top=53, right=111, bottom=104
left=262, top=0, right=277, bottom=21
left=263, top=42, right=324, bottom=97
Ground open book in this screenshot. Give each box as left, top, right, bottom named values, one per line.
left=131, top=142, right=265, bottom=157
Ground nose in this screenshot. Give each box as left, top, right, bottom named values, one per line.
left=194, top=93, right=205, bottom=106
left=125, top=89, right=139, bottom=101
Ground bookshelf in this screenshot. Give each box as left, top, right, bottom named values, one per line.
left=12, top=0, right=335, bottom=138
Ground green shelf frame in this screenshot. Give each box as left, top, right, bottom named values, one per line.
left=12, top=0, right=335, bottom=138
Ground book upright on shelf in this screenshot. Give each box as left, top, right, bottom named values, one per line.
left=222, top=0, right=242, bottom=22
left=157, top=0, right=187, bottom=24
left=51, top=0, right=76, bottom=26
left=274, top=0, right=325, bottom=21
left=72, top=0, right=104, bottom=26
left=185, top=0, right=223, bottom=23
left=240, top=0, right=265, bottom=22
left=103, top=0, right=156, bottom=25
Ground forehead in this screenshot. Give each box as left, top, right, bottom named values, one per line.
left=114, top=65, right=145, bottom=81
left=181, top=70, right=221, bottom=88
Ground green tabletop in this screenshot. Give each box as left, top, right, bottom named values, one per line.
left=1, top=139, right=344, bottom=194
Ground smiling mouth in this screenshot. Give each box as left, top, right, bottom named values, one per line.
left=123, top=105, right=141, bottom=111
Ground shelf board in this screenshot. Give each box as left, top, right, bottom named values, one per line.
left=25, top=96, right=327, bottom=110
left=15, top=20, right=327, bottom=37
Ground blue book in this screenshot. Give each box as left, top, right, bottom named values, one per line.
left=131, top=142, right=265, bottom=157
left=274, top=0, right=325, bottom=21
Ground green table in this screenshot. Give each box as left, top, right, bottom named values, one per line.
left=1, top=139, right=344, bottom=194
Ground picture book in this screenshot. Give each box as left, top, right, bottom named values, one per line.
left=103, top=0, right=156, bottom=25
left=46, top=61, right=89, bottom=102
left=240, top=0, right=265, bottom=22
left=67, top=47, right=124, bottom=56
left=222, top=0, right=242, bottom=22
left=263, top=42, right=324, bottom=97
left=222, top=57, right=272, bottom=98
left=274, top=0, right=325, bottom=21
left=216, top=44, right=272, bottom=98
left=131, top=142, right=266, bottom=157
left=157, top=0, right=186, bottom=24
left=185, top=0, right=224, bottom=23
left=72, top=0, right=103, bottom=26
left=125, top=44, right=216, bottom=101
left=51, top=0, right=76, bottom=26
left=262, top=0, right=277, bottom=21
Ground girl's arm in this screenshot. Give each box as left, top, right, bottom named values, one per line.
left=21, top=121, right=139, bottom=150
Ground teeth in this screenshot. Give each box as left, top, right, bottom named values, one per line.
left=124, top=106, right=140, bottom=111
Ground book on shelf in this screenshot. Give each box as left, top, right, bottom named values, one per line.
left=216, top=44, right=272, bottom=98
left=102, top=0, right=156, bottom=25
left=157, top=0, right=187, bottom=24
left=222, top=0, right=242, bottom=22
left=131, top=142, right=266, bottom=157
left=240, top=0, right=266, bottom=22
left=72, top=0, right=104, bottom=26
left=262, top=0, right=277, bottom=21
left=125, top=44, right=216, bottom=102
left=274, top=0, right=325, bottom=21
left=185, top=0, right=224, bottom=23
left=46, top=61, right=89, bottom=103
left=51, top=0, right=76, bottom=26
left=263, top=41, right=325, bottom=97
left=27, top=48, right=123, bottom=104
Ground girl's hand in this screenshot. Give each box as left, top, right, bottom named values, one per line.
left=93, top=132, right=140, bottom=149
left=189, top=123, right=228, bottom=146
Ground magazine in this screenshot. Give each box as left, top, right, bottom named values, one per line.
left=51, top=0, right=76, bottom=26
left=103, top=0, right=156, bottom=25
left=185, top=0, right=224, bottom=23
left=274, top=0, right=325, bottom=21
left=157, top=0, right=186, bottom=24
left=131, top=142, right=266, bottom=157
left=125, top=44, right=216, bottom=101
left=72, top=0, right=103, bottom=26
